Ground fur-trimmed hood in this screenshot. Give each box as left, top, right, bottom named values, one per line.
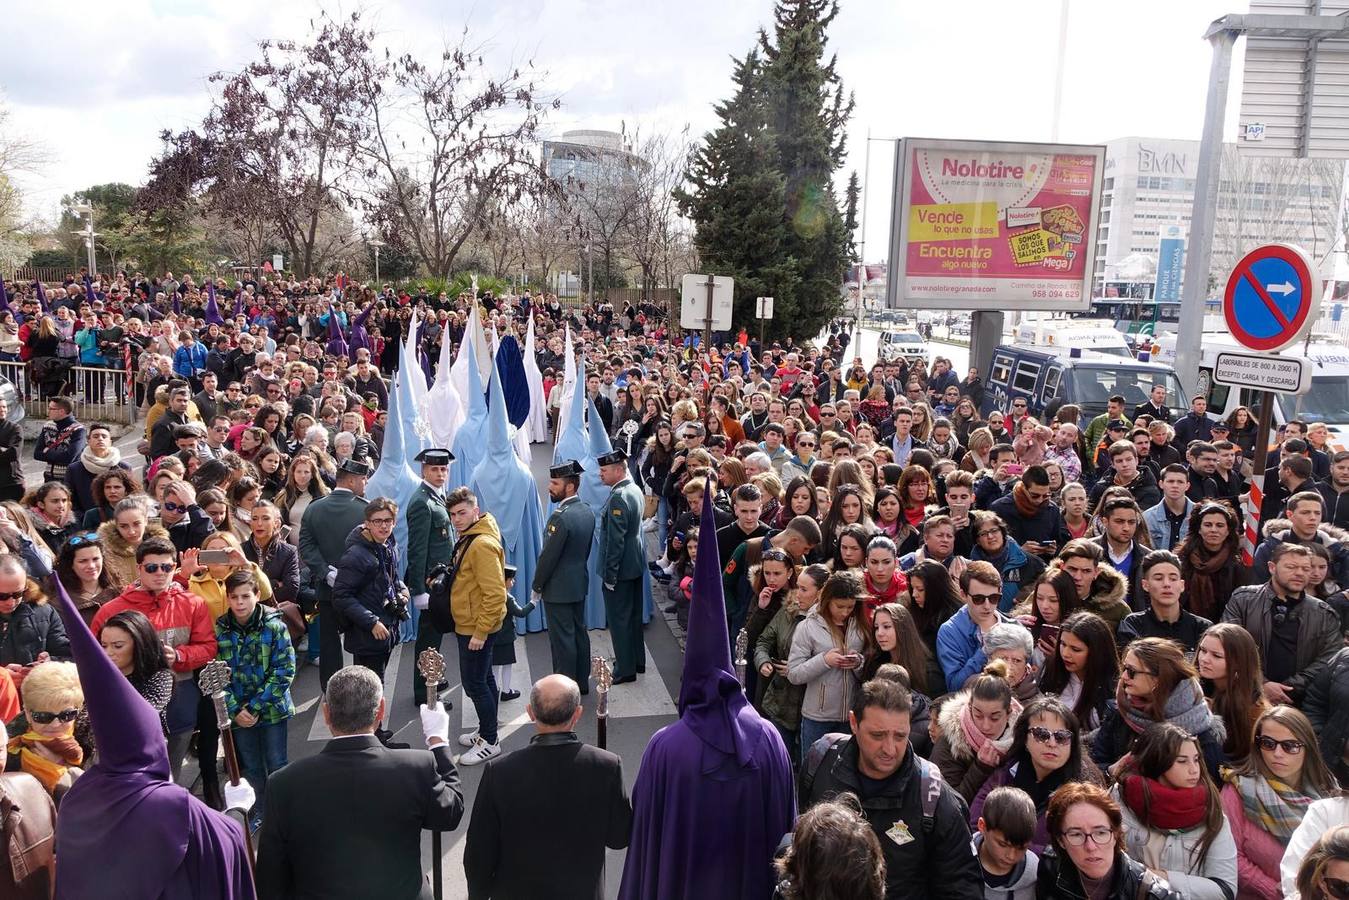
left=98, top=518, right=170, bottom=558
left=1261, top=516, right=1349, bottom=545
left=935, top=688, right=1022, bottom=764
left=1087, top=564, right=1129, bottom=606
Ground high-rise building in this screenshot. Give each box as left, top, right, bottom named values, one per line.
left=1094, top=136, right=1344, bottom=296
left=541, top=129, right=645, bottom=188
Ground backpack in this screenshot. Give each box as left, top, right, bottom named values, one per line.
left=799, top=734, right=944, bottom=837
left=426, top=533, right=479, bottom=633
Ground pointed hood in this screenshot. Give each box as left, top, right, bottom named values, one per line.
left=450, top=329, right=490, bottom=491
left=365, top=339, right=425, bottom=577
left=171, top=291, right=181, bottom=316
left=485, top=357, right=511, bottom=456
left=0, top=277, right=9, bottom=313
left=587, top=395, right=613, bottom=458
left=325, top=304, right=348, bottom=358
left=34, top=280, right=48, bottom=313
left=232, top=287, right=244, bottom=318
left=678, top=481, right=761, bottom=768
left=494, top=334, right=531, bottom=429
left=349, top=302, right=375, bottom=355
left=203, top=282, right=225, bottom=326
left=557, top=324, right=577, bottom=440
left=83, top=274, right=97, bottom=306
left=427, top=317, right=465, bottom=450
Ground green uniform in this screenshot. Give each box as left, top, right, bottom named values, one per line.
left=297, top=488, right=368, bottom=691
left=532, top=495, right=595, bottom=688
left=406, top=481, right=454, bottom=704
left=602, top=476, right=645, bottom=679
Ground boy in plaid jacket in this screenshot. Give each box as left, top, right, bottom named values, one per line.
left=215, top=569, right=295, bottom=831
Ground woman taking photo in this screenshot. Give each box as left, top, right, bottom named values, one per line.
left=902, top=559, right=964, bottom=663
left=755, top=563, right=827, bottom=764
left=1092, top=637, right=1227, bottom=781
left=1177, top=503, right=1248, bottom=621
left=1039, top=782, right=1184, bottom=899
left=861, top=601, right=940, bottom=696
left=80, top=469, right=140, bottom=530
left=1112, top=722, right=1237, bottom=899
left=787, top=570, right=869, bottom=752
left=99, top=609, right=174, bottom=736
left=55, top=532, right=118, bottom=625
left=1221, top=706, right=1339, bottom=899
left=969, top=696, right=1105, bottom=853
left=1196, top=623, right=1268, bottom=764
left=1039, top=611, right=1119, bottom=734
left=932, top=659, right=1022, bottom=802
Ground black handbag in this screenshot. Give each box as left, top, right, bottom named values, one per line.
left=426, top=534, right=478, bottom=633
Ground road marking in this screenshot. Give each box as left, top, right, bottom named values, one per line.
left=588, top=630, right=678, bottom=719
left=460, top=637, right=534, bottom=743
left=307, top=649, right=353, bottom=742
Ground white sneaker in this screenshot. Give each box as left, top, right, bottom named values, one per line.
left=456, top=740, right=501, bottom=766
left=458, top=731, right=480, bottom=749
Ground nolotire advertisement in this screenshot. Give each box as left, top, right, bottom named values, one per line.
left=887, top=138, right=1105, bottom=311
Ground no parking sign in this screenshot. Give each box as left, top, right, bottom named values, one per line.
left=1222, top=243, right=1320, bottom=352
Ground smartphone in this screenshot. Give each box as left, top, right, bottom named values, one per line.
left=1005, top=463, right=1025, bottom=476
left=198, top=549, right=234, bottom=566
left=1040, top=624, right=1061, bottom=644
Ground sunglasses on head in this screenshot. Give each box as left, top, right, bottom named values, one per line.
left=28, top=708, right=79, bottom=725
left=66, top=532, right=98, bottom=548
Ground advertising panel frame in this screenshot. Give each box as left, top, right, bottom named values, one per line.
left=887, top=137, right=1106, bottom=312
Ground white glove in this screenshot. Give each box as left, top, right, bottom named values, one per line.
left=531, top=590, right=542, bottom=603
left=223, top=779, right=256, bottom=814
left=604, top=582, right=615, bottom=592
left=412, top=593, right=430, bottom=610
left=326, top=566, right=337, bottom=587
left=420, top=701, right=450, bottom=747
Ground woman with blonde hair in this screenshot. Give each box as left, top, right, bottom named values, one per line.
left=960, top=427, right=995, bottom=473
left=184, top=530, right=274, bottom=621
left=1222, top=706, right=1339, bottom=899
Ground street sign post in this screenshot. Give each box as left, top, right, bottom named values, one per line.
left=1212, top=351, right=1311, bottom=395
left=755, top=296, right=774, bottom=349
left=1220, top=241, right=1321, bottom=564
left=679, top=274, right=733, bottom=349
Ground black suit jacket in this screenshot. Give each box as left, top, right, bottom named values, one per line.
left=256, top=734, right=464, bottom=900
left=464, top=732, right=631, bottom=900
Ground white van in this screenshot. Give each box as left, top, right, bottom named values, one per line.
left=877, top=330, right=930, bottom=364
left=1012, top=318, right=1134, bottom=357
left=1154, top=331, right=1349, bottom=451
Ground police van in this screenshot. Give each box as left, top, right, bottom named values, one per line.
left=1011, top=318, right=1135, bottom=358
left=983, top=343, right=1185, bottom=429
left=1154, top=330, right=1349, bottom=451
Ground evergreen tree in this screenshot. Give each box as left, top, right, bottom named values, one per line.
left=679, top=0, right=855, bottom=342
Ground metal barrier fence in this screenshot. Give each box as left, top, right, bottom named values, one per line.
left=0, top=359, right=136, bottom=426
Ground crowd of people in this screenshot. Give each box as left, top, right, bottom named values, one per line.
left=0, top=267, right=1348, bottom=898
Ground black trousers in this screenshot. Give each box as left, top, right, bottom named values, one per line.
left=544, top=601, right=590, bottom=690
left=318, top=599, right=344, bottom=692
left=352, top=650, right=390, bottom=685
left=195, top=693, right=221, bottom=791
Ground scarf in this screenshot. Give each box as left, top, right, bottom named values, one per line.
left=1184, top=544, right=1232, bottom=621
left=1227, top=772, right=1323, bottom=843
left=1121, top=774, right=1208, bottom=831
left=1011, top=755, right=1070, bottom=812
left=1012, top=482, right=1041, bottom=519
left=79, top=444, right=123, bottom=477
left=1118, top=677, right=1224, bottom=744
left=7, top=731, right=82, bottom=793
left=959, top=697, right=1021, bottom=763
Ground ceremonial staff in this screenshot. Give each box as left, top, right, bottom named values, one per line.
left=734, top=627, right=749, bottom=688
left=590, top=655, right=612, bottom=750
left=417, top=649, right=448, bottom=900
left=199, top=659, right=257, bottom=873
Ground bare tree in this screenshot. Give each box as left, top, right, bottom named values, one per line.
left=624, top=126, right=696, bottom=300
left=519, top=196, right=577, bottom=288
left=353, top=34, right=557, bottom=279
left=0, top=100, right=49, bottom=271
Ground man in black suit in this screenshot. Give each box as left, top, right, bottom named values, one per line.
left=464, top=674, right=632, bottom=900
left=256, top=666, right=464, bottom=900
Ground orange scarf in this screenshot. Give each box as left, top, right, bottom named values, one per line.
left=7, top=731, right=82, bottom=793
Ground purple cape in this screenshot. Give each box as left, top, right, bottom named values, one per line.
left=349, top=302, right=374, bottom=355
left=48, top=578, right=254, bottom=899
left=617, top=482, right=795, bottom=900
left=204, top=283, right=225, bottom=326
left=325, top=305, right=348, bottom=359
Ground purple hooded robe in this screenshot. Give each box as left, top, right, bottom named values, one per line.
left=617, top=487, right=796, bottom=900
left=203, top=282, right=225, bottom=326
left=324, top=305, right=348, bottom=359
left=48, top=577, right=255, bottom=899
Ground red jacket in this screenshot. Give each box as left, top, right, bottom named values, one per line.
left=90, top=583, right=217, bottom=674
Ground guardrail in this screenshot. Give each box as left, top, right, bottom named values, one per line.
left=0, top=359, right=136, bottom=426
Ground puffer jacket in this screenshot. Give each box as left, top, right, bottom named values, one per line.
left=754, top=601, right=807, bottom=731
left=1113, top=782, right=1238, bottom=900
left=971, top=538, right=1046, bottom=612
left=1222, top=581, right=1342, bottom=705
left=930, top=689, right=1022, bottom=803
left=97, top=520, right=170, bottom=589
left=1076, top=564, right=1132, bottom=628
left=1304, top=646, right=1349, bottom=770
left=332, top=525, right=402, bottom=656
left=1252, top=518, right=1349, bottom=590
left=786, top=607, right=866, bottom=723
left=450, top=513, right=507, bottom=642
left=214, top=604, right=295, bottom=725
left=89, top=582, right=217, bottom=675
left=0, top=602, right=70, bottom=666
left=1035, top=851, right=1182, bottom=900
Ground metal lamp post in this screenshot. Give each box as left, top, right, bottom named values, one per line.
left=367, top=238, right=386, bottom=285
left=71, top=203, right=98, bottom=275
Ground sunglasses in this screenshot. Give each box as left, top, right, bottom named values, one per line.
left=162, top=501, right=188, bottom=513
left=1121, top=663, right=1156, bottom=680
left=66, top=532, right=98, bottom=548
left=796, top=441, right=815, bottom=448
left=1272, top=603, right=1299, bottom=627
left=1255, top=735, right=1306, bottom=754
left=968, top=592, right=1001, bottom=606
left=1326, top=877, right=1349, bottom=900
left=28, top=708, right=79, bottom=725
left=140, top=562, right=175, bottom=574
left=0, top=590, right=23, bottom=603
left=1029, top=726, right=1074, bottom=746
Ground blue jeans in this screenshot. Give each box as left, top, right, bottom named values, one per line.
left=457, top=631, right=499, bottom=744
left=233, top=718, right=289, bottom=828
left=656, top=496, right=670, bottom=554
left=799, top=717, right=848, bottom=757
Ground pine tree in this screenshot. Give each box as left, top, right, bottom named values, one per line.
left=679, top=0, right=855, bottom=343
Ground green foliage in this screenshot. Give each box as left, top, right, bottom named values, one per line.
left=26, top=248, right=75, bottom=269
left=677, top=0, right=855, bottom=343
left=446, top=272, right=510, bottom=297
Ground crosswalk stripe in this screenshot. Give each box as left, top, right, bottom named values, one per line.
left=460, top=638, right=534, bottom=743
left=587, top=631, right=678, bottom=719
left=307, top=649, right=353, bottom=742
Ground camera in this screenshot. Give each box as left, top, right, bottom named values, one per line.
left=385, top=584, right=411, bottom=622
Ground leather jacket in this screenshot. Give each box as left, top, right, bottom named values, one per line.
left=0, top=773, right=55, bottom=900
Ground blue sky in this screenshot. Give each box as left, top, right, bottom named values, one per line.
left=4, top=0, right=1244, bottom=248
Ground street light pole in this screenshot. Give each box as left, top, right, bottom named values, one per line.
left=71, top=203, right=97, bottom=275
left=368, top=238, right=386, bottom=285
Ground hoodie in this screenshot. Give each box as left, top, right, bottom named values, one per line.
left=451, top=513, right=507, bottom=641
left=90, top=581, right=217, bottom=675
left=972, top=833, right=1038, bottom=900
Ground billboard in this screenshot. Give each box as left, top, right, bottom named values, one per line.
left=1155, top=224, right=1186, bottom=303
left=886, top=138, right=1105, bottom=311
